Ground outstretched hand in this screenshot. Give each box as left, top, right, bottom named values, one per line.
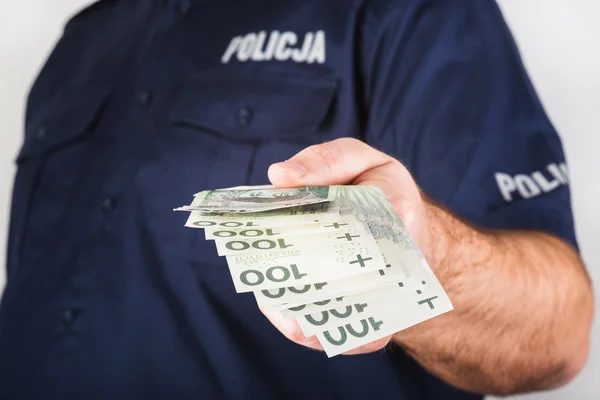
left=262, top=138, right=437, bottom=355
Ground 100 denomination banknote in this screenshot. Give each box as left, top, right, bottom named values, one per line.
left=184, top=204, right=339, bottom=228
left=280, top=278, right=428, bottom=319
left=204, top=221, right=361, bottom=240
left=246, top=262, right=409, bottom=306
left=226, top=236, right=388, bottom=294
left=180, top=186, right=337, bottom=214
left=290, top=277, right=449, bottom=336
left=213, top=227, right=372, bottom=257
left=316, top=289, right=453, bottom=357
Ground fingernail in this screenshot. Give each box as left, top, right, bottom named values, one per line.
left=273, top=161, right=308, bottom=178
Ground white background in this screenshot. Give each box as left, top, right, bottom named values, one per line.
left=0, top=1, right=598, bottom=398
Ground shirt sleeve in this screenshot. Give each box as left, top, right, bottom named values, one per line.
left=361, top=0, right=578, bottom=249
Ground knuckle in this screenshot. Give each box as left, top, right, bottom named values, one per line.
left=337, top=137, right=366, bottom=153
left=386, top=192, right=410, bottom=210
left=336, top=137, right=360, bottom=145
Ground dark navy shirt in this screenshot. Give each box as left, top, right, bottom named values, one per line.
left=0, top=0, right=577, bottom=399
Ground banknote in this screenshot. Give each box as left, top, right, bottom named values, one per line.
left=184, top=203, right=340, bottom=228
left=250, top=263, right=409, bottom=309
left=292, top=276, right=449, bottom=336
left=280, top=276, right=426, bottom=319
left=316, top=289, right=453, bottom=357
left=179, top=186, right=337, bottom=214
left=250, top=250, right=420, bottom=308
left=213, top=227, right=374, bottom=257
left=204, top=221, right=361, bottom=240
left=226, top=234, right=388, bottom=293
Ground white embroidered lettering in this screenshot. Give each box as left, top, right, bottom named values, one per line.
left=221, top=30, right=326, bottom=64
left=495, top=162, right=569, bottom=202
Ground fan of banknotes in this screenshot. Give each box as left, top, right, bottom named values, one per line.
left=174, top=185, right=453, bottom=357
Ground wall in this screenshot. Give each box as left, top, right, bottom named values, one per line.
left=0, top=1, right=598, bottom=398
left=494, top=1, right=600, bottom=399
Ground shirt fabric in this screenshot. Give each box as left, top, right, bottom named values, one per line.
left=0, top=0, right=577, bottom=399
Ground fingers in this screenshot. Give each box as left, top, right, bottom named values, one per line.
left=268, top=138, right=396, bottom=187
left=260, top=307, right=324, bottom=351
left=260, top=307, right=391, bottom=355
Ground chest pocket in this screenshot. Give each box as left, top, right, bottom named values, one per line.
left=167, top=74, right=338, bottom=289
left=6, top=86, right=109, bottom=277
left=169, top=74, right=337, bottom=141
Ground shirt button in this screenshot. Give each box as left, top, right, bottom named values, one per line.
left=179, top=0, right=191, bottom=14
left=138, top=90, right=153, bottom=107
left=62, top=309, right=77, bottom=326
left=238, top=107, right=253, bottom=126
left=35, top=125, right=47, bottom=140
left=101, top=196, right=117, bottom=213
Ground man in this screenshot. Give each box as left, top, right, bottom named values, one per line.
left=0, top=0, right=593, bottom=399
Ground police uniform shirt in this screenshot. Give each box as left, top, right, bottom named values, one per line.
left=0, top=0, right=577, bottom=399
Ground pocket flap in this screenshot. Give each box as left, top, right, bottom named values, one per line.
left=170, top=74, right=337, bottom=140
left=17, top=85, right=110, bottom=161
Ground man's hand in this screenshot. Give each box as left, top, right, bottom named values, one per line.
left=264, top=138, right=594, bottom=395
left=263, top=137, right=432, bottom=355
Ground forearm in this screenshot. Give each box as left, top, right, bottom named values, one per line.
left=392, top=201, right=594, bottom=395
left=266, top=138, right=593, bottom=391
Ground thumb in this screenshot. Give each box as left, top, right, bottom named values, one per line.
left=268, top=138, right=396, bottom=187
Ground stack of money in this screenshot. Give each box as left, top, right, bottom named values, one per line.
left=175, top=185, right=452, bottom=357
